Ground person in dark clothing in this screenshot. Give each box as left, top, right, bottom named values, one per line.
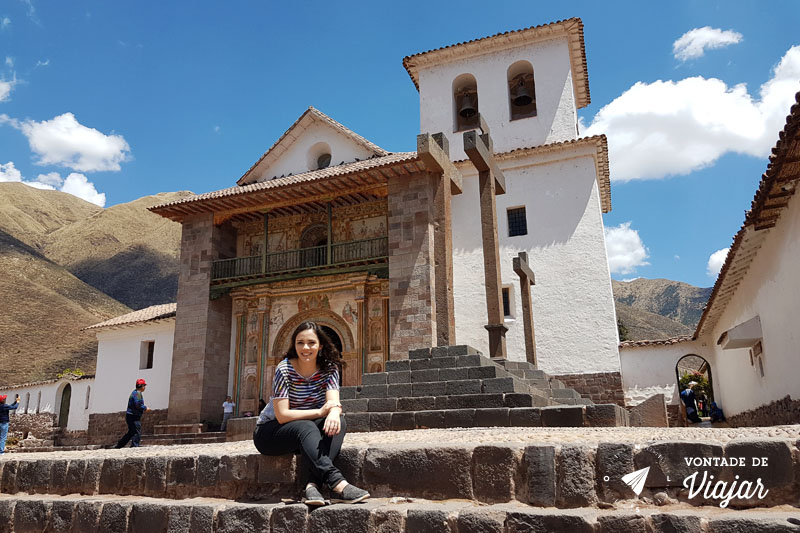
left=0, top=394, right=21, bottom=454
left=115, top=379, right=148, bottom=448
left=680, top=382, right=702, bottom=423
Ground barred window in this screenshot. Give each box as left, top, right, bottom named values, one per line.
left=507, top=207, right=527, bottom=237
left=502, top=287, right=511, bottom=317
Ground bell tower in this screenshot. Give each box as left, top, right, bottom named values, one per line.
left=403, top=18, right=590, bottom=161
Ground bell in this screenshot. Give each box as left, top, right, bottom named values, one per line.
left=511, top=79, right=532, bottom=107
left=459, top=93, right=477, bottom=118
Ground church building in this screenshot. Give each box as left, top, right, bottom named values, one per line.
left=149, top=18, right=621, bottom=428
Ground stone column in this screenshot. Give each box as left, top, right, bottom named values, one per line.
left=167, top=213, right=237, bottom=426
left=387, top=171, right=437, bottom=358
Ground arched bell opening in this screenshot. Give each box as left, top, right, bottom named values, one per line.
left=453, top=73, right=479, bottom=132
left=508, top=60, right=537, bottom=120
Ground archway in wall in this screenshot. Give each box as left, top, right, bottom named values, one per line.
left=57, top=383, right=71, bottom=429
left=675, top=354, right=714, bottom=418
left=273, top=309, right=356, bottom=385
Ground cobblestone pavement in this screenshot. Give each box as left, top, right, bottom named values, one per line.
left=3, top=425, right=799, bottom=461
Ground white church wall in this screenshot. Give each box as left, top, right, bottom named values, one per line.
left=706, top=195, right=800, bottom=418
left=0, top=378, right=94, bottom=431
left=619, top=340, right=715, bottom=407
left=92, top=321, right=175, bottom=414
left=256, top=120, right=377, bottom=181
left=451, top=148, right=620, bottom=374
left=418, top=36, right=577, bottom=159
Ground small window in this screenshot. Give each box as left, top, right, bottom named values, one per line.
left=507, top=207, right=528, bottom=237
left=502, top=287, right=512, bottom=318
left=317, top=153, right=331, bottom=169
left=140, top=341, right=155, bottom=370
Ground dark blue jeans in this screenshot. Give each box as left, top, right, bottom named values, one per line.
left=115, top=414, right=142, bottom=448
left=253, top=416, right=346, bottom=490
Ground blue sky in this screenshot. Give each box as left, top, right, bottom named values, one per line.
left=1, top=1, right=798, bottom=288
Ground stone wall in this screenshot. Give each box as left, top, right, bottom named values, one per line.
left=552, top=372, right=625, bottom=406
left=387, top=171, right=437, bottom=358
left=87, top=409, right=169, bottom=445
left=627, top=394, right=668, bottom=427
left=667, top=404, right=687, bottom=427
left=169, top=213, right=236, bottom=426
left=727, top=395, right=800, bottom=427
left=6, top=413, right=57, bottom=439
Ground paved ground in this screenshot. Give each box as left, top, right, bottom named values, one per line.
left=3, top=425, right=799, bottom=461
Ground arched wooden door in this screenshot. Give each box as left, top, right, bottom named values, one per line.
left=58, top=384, right=71, bottom=429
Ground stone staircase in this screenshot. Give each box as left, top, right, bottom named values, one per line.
left=339, top=345, right=628, bottom=431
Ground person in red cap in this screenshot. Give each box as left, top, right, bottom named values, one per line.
left=0, top=393, right=21, bottom=454
left=114, top=379, right=148, bottom=448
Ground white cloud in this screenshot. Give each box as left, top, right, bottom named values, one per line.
left=60, top=173, right=106, bottom=206
left=585, top=46, right=800, bottom=182
left=0, top=17, right=10, bottom=30
left=674, top=255, right=680, bottom=260
left=0, top=75, right=17, bottom=102
left=35, top=59, right=49, bottom=68
left=604, top=222, right=650, bottom=275
left=14, top=112, right=131, bottom=172
left=0, top=163, right=105, bottom=206
left=4, top=57, right=13, bottom=68
left=707, top=248, right=729, bottom=277
left=35, top=171, right=63, bottom=187
left=0, top=161, right=23, bottom=182
left=673, top=27, right=743, bottom=61
left=214, top=125, right=221, bottom=133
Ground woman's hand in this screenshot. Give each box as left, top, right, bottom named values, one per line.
left=323, top=412, right=341, bottom=436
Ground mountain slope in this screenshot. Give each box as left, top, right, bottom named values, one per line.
left=0, top=229, right=131, bottom=386
left=42, top=191, right=192, bottom=309
left=612, top=278, right=712, bottom=329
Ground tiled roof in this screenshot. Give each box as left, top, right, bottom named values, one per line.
left=1, top=374, right=95, bottom=390
left=150, top=152, right=417, bottom=215
left=237, top=107, right=389, bottom=186
left=695, top=91, right=800, bottom=338
left=455, top=135, right=611, bottom=213
left=402, top=18, right=590, bottom=109
left=620, top=336, right=693, bottom=348
left=84, top=303, right=177, bottom=331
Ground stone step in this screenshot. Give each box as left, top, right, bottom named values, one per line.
left=385, top=354, right=495, bottom=373
left=361, top=365, right=510, bottom=386
left=141, top=433, right=228, bottom=447
left=345, top=404, right=626, bottom=432
left=344, top=376, right=534, bottom=400
left=6, top=493, right=800, bottom=533
left=1, top=432, right=797, bottom=512
left=342, top=392, right=553, bottom=414
left=2, top=493, right=798, bottom=533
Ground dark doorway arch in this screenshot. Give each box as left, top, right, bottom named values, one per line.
left=58, top=384, right=71, bottom=429
left=675, top=354, right=714, bottom=418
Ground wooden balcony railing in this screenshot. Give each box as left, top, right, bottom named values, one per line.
left=211, top=236, right=389, bottom=282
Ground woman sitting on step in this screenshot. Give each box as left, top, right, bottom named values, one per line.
left=253, top=321, right=370, bottom=506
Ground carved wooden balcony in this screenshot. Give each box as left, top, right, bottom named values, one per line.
left=211, top=236, right=389, bottom=283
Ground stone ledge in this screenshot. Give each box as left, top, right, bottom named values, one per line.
left=1, top=493, right=799, bottom=533
left=1, top=438, right=798, bottom=510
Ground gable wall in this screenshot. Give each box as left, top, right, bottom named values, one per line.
left=254, top=121, right=377, bottom=182
left=93, top=321, right=175, bottom=414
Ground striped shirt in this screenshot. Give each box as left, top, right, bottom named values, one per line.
left=257, top=358, right=339, bottom=424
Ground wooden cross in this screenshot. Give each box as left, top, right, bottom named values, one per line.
left=513, top=251, right=537, bottom=366
left=463, top=115, right=508, bottom=359
left=417, top=132, right=463, bottom=346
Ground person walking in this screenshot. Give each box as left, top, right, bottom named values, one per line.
left=221, top=395, right=235, bottom=432
left=0, top=394, right=20, bottom=454
left=253, top=321, right=370, bottom=506
left=115, top=379, right=148, bottom=448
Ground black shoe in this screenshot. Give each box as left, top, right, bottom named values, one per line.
left=330, top=483, right=370, bottom=504
left=301, top=484, right=327, bottom=506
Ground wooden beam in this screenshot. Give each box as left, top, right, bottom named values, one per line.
left=463, top=130, right=506, bottom=194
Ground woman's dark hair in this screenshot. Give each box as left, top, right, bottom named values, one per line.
left=284, top=321, right=342, bottom=370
